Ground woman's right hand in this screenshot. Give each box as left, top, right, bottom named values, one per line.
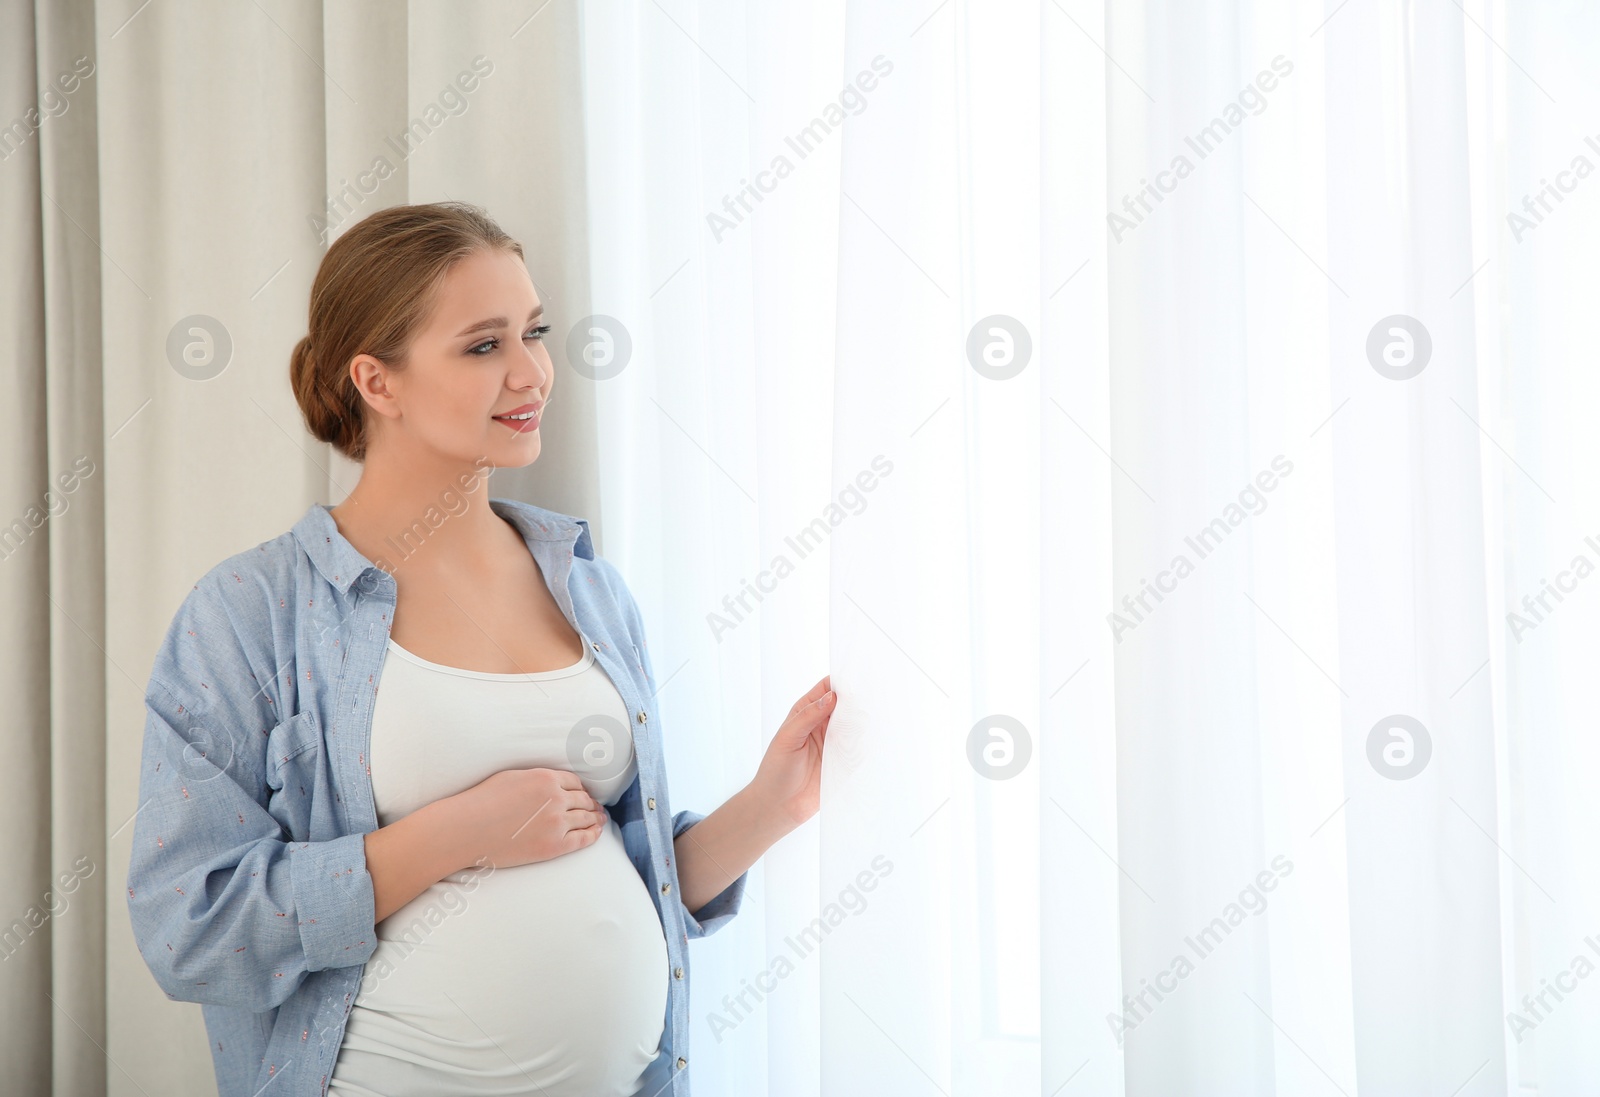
left=442, top=767, right=607, bottom=871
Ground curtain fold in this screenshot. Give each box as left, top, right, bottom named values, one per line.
left=3, top=1, right=106, bottom=1094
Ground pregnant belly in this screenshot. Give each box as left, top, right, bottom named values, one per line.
left=329, top=820, right=670, bottom=1097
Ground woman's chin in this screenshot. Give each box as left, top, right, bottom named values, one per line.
left=491, top=433, right=541, bottom=466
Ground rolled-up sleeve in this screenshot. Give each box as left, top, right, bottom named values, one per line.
left=671, top=808, right=749, bottom=939
left=124, top=574, right=378, bottom=1012
left=286, top=830, right=378, bottom=972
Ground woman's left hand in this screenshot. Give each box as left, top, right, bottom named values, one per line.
left=747, top=675, right=835, bottom=831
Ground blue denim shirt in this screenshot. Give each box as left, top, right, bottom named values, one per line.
left=125, top=495, right=747, bottom=1097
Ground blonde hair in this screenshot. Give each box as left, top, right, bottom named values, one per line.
left=289, top=201, right=524, bottom=462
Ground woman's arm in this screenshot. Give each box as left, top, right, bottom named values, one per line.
left=364, top=798, right=473, bottom=924
left=672, top=785, right=796, bottom=916
left=673, top=676, right=835, bottom=914
left=368, top=768, right=610, bottom=923
left=125, top=575, right=379, bottom=1012
left=596, top=556, right=835, bottom=931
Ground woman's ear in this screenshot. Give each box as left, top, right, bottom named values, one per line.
left=349, top=353, right=400, bottom=420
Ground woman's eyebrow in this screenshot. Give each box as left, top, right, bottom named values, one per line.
left=454, top=303, right=544, bottom=338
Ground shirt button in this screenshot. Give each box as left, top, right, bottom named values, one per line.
left=591, top=641, right=600, bottom=652
left=674, top=966, right=683, bottom=979
left=660, top=882, right=671, bottom=894
left=677, top=1057, right=687, bottom=1069
left=637, top=709, right=647, bottom=724
left=647, top=797, right=656, bottom=809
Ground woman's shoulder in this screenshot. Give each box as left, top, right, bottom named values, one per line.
left=491, top=495, right=640, bottom=625
left=150, top=517, right=320, bottom=693
left=490, top=495, right=593, bottom=553
left=181, top=501, right=362, bottom=609
left=175, top=528, right=307, bottom=621
left=143, top=525, right=319, bottom=796
left=491, top=495, right=622, bottom=586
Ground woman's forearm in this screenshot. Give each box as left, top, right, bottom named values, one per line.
left=363, top=798, right=469, bottom=924
left=366, top=783, right=791, bottom=926
left=672, top=784, right=795, bottom=915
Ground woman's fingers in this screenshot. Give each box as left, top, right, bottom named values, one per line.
left=784, top=684, right=836, bottom=742
left=790, top=674, right=833, bottom=717
left=569, top=803, right=606, bottom=826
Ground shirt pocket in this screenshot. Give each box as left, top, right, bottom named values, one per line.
left=264, top=708, right=323, bottom=841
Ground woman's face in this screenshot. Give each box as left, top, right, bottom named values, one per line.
left=363, top=246, right=552, bottom=469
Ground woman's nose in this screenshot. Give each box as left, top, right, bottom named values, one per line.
left=511, top=341, right=548, bottom=389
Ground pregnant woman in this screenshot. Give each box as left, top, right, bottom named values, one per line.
left=125, top=202, right=836, bottom=1097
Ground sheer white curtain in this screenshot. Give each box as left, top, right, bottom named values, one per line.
left=575, top=1, right=1595, bottom=1095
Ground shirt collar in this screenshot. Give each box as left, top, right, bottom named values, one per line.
left=293, top=495, right=594, bottom=595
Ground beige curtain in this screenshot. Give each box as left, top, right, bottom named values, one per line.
left=3, top=2, right=602, bottom=1092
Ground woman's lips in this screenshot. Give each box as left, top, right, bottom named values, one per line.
left=492, top=403, right=542, bottom=433
left=493, top=411, right=541, bottom=434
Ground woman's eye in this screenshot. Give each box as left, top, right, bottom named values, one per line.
left=469, top=325, right=550, bottom=356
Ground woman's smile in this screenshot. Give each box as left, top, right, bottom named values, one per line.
left=492, top=401, right=544, bottom=433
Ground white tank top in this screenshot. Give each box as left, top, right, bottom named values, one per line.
left=327, top=637, right=669, bottom=1097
